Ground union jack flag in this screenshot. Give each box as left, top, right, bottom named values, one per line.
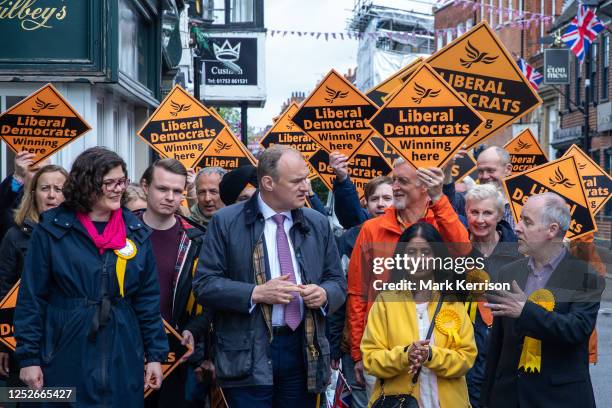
left=329, top=370, right=352, bottom=408
left=517, top=58, right=543, bottom=91
left=561, top=4, right=606, bottom=62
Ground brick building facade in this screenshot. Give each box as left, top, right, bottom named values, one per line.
left=434, top=1, right=610, bottom=242
left=550, top=1, right=612, bottom=241
left=434, top=0, right=565, bottom=150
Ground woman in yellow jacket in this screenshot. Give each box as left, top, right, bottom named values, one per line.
left=361, top=222, right=477, bottom=408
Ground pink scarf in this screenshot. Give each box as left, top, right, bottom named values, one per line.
left=77, top=209, right=127, bottom=254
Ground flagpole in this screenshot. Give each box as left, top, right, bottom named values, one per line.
left=584, top=50, right=590, bottom=154
left=520, top=1, right=525, bottom=60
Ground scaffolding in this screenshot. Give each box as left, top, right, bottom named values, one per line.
left=349, top=0, right=435, bottom=90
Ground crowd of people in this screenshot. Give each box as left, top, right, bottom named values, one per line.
left=0, top=143, right=605, bottom=408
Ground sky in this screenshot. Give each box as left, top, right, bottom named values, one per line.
left=248, top=0, right=359, bottom=130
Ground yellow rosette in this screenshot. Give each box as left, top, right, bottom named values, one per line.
left=464, top=269, right=491, bottom=323
left=114, top=239, right=137, bottom=297
left=518, top=289, right=555, bottom=373
left=435, top=308, right=462, bottom=349
left=466, top=269, right=491, bottom=298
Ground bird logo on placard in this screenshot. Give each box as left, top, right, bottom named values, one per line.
left=214, top=140, right=232, bottom=154
left=286, top=122, right=295, bottom=131
left=32, top=97, right=59, bottom=113
left=460, top=41, right=498, bottom=68
left=324, top=86, right=349, bottom=103
left=411, top=83, right=440, bottom=104
left=170, top=101, right=191, bottom=117
left=514, top=139, right=532, bottom=152
left=578, top=162, right=587, bottom=170
left=549, top=167, right=575, bottom=188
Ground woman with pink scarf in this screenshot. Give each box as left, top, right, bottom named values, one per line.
left=14, top=147, right=168, bottom=407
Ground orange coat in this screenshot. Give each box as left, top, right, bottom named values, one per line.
left=347, top=195, right=470, bottom=362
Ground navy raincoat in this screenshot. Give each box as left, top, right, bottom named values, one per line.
left=14, top=206, right=168, bottom=407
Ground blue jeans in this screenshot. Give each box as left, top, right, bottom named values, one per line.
left=224, top=326, right=318, bottom=408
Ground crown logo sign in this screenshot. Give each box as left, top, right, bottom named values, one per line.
left=213, top=40, right=241, bottom=62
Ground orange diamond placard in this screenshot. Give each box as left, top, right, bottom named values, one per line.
left=291, top=69, right=378, bottom=160
left=137, top=85, right=225, bottom=169
left=0, top=281, right=19, bottom=351
left=370, top=135, right=400, bottom=168
left=502, top=156, right=597, bottom=240
left=451, top=153, right=477, bottom=182
left=259, top=102, right=319, bottom=155
left=145, top=319, right=190, bottom=398
left=366, top=57, right=424, bottom=107
left=259, top=102, right=319, bottom=179
left=309, top=140, right=392, bottom=200
left=0, top=84, right=91, bottom=165
left=427, top=22, right=542, bottom=148
left=369, top=62, right=484, bottom=169
left=197, top=108, right=257, bottom=171
left=504, top=128, right=548, bottom=173
left=563, top=144, right=612, bottom=216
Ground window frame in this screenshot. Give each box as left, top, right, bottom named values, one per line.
left=575, top=56, right=582, bottom=107
left=601, top=34, right=609, bottom=102
left=117, top=0, right=159, bottom=100
left=202, top=0, right=264, bottom=30
left=590, top=42, right=597, bottom=104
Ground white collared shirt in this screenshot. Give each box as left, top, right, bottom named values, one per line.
left=257, top=194, right=304, bottom=326
left=416, top=302, right=439, bottom=408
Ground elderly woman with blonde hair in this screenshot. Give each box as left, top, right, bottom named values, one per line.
left=463, top=183, right=521, bottom=408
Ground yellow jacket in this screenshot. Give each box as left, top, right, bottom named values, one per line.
left=361, top=291, right=476, bottom=408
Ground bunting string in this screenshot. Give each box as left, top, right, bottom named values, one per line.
left=268, top=16, right=556, bottom=42
left=267, top=0, right=603, bottom=42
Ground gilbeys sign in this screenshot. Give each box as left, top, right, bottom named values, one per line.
left=0, top=1, right=108, bottom=77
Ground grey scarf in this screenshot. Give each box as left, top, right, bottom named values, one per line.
left=189, top=204, right=211, bottom=230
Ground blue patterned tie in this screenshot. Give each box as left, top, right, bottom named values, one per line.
left=272, top=214, right=301, bottom=330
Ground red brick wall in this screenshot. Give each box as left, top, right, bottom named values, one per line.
left=434, top=0, right=564, bottom=59
left=433, top=0, right=563, bottom=149
left=434, top=2, right=474, bottom=33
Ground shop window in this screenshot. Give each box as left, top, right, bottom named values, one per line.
left=119, top=0, right=154, bottom=89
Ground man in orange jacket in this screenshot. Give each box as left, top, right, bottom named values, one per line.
left=347, top=158, right=470, bottom=396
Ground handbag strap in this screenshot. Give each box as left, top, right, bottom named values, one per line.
left=411, top=294, right=444, bottom=384
left=378, top=294, right=445, bottom=395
